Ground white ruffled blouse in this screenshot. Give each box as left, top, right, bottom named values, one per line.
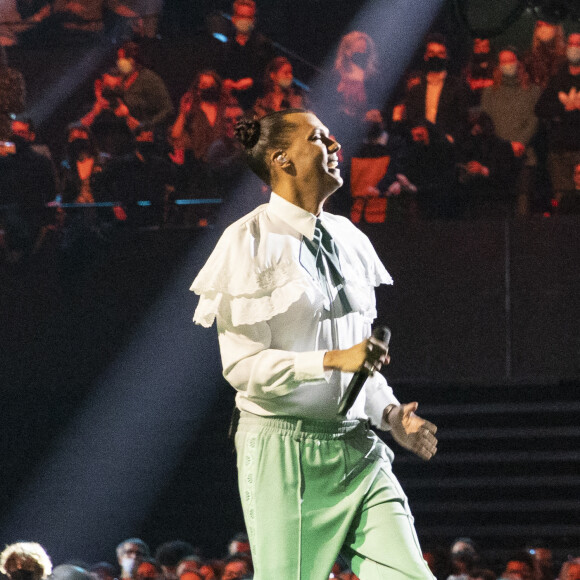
left=191, top=193, right=399, bottom=428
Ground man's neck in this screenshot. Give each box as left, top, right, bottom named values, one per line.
left=275, top=183, right=325, bottom=216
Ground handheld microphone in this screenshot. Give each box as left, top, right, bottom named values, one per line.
left=337, top=326, right=390, bottom=417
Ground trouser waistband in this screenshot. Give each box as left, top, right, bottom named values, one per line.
left=238, top=410, right=369, bottom=441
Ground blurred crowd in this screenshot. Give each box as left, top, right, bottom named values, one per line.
left=1, top=0, right=580, bottom=267
left=1, top=537, right=579, bottom=580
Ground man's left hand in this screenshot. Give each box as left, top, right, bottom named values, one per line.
left=385, top=402, right=438, bottom=460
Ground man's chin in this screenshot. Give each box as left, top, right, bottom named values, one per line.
left=327, top=170, right=343, bottom=190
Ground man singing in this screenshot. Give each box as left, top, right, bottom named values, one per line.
left=191, top=109, right=437, bottom=580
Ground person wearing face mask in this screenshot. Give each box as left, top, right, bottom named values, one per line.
left=116, top=539, right=150, bottom=580
left=523, top=20, right=567, bottom=88
left=115, top=42, right=174, bottom=132
left=463, top=38, right=495, bottom=106
left=170, top=70, right=228, bottom=223
left=535, top=32, right=580, bottom=204
left=252, top=57, right=305, bottom=118
left=0, top=542, right=52, bottom=580
left=213, top=0, right=274, bottom=111
left=405, top=33, right=470, bottom=145
left=171, top=70, right=228, bottom=165
left=333, top=31, right=381, bottom=122
left=481, top=47, right=541, bottom=215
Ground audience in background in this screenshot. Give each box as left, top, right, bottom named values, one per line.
left=89, top=562, right=117, bottom=580
left=500, top=553, right=536, bottom=580
left=349, top=109, right=404, bottom=223
left=170, top=69, right=227, bottom=208
left=207, top=99, right=246, bottom=195
left=0, top=0, right=50, bottom=46
left=559, top=559, right=580, bottom=580
left=155, top=541, right=196, bottom=580
left=2, top=0, right=580, bottom=274
left=463, top=37, right=495, bottom=107
left=117, top=539, right=150, bottom=580
left=394, top=119, right=458, bottom=220
left=527, top=546, right=554, bottom=580
left=481, top=47, right=541, bottom=215
left=0, top=118, right=56, bottom=262
left=0, top=542, right=52, bottom=580
left=0, top=46, right=25, bottom=140
left=215, top=0, right=274, bottom=111
left=534, top=33, right=580, bottom=205
left=252, top=56, right=305, bottom=117
left=523, top=20, right=566, bottom=89
left=333, top=30, right=381, bottom=123
left=458, top=111, right=518, bottom=219
left=116, top=41, right=174, bottom=132
left=1, top=537, right=577, bottom=580
left=81, top=69, right=141, bottom=148
left=404, top=33, right=470, bottom=145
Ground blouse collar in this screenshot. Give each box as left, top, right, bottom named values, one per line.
left=268, top=192, right=323, bottom=241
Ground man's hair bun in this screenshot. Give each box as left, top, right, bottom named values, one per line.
left=234, top=119, right=261, bottom=149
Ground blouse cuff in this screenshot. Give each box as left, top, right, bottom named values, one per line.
left=366, top=380, right=399, bottom=430
left=294, top=350, right=328, bottom=382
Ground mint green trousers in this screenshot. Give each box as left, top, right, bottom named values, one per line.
left=235, top=412, right=434, bottom=580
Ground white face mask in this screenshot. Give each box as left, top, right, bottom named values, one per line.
left=234, top=18, right=254, bottom=35
left=117, top=58, right=134, bottom=75
left=567, top=46, right=580, bottom=64
left=121, top=558, right=135, bottom=576
left=500, top=63, right=518, bottom=77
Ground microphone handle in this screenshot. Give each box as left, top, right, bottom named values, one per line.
left=337, top=326, right=390, bottom=417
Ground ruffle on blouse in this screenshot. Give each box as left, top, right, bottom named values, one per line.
left=192, top=258, right=323, bottom=328
left=191, top=209, right=392, bottom=328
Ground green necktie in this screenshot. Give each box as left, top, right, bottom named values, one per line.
left=302, top=219, right=351, bottom=313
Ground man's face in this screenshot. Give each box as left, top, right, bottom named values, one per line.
left=424, top=42, right=447, bottom=60
left=271, top=63, right=293, bottom=88
left=499, top=50, right=517, bottom=66
left=118, top=543, right=146, bottom=566
left=504, top=561, right=534, bottom=580
left=232, top=4, right=255, bottom=33
left=221, top=561, right=247, bottom=580
left=11, top=121, right=33, bottom=141
left=280, top=112, right=343, bottom=198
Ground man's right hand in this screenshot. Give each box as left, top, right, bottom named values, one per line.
left=324, top=336, right=389, bottom=374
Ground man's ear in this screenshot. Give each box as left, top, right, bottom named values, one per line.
left=271, top=150, right=290, bottom=168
